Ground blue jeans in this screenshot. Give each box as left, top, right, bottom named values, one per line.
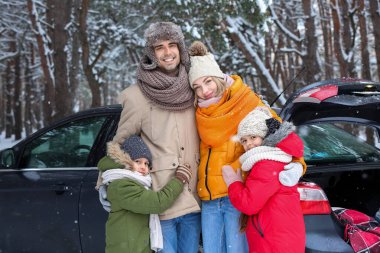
left=159, top=212, right=201, bottom=253
left=201, top=196, right=248, bottom=253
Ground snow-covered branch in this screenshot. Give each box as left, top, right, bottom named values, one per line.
left=226, top=16, right=287, bottom=105
left=269, top=5, right=304, bottom=43
left=278, top=47, right=306, bottom=57
left=0, top=51, right=19, bottom=62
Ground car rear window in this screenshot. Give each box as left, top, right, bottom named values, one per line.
left=297, top=123, right=380, bottom=165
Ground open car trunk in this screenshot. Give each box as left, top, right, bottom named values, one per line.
left=304, top=164, right=380, bottom=217
left=281, top=78, right=380, bottom=217
left=280, top=79, right=380, bottom=252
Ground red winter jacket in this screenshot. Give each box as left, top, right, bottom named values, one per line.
left=228, top=132, right=306, bottom=253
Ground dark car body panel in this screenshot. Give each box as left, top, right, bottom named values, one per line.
left=79, top=170, right=109, bottom=253
left=0, top=105, right=121, bottom=253
left=0, top=169, right=86, bottom=252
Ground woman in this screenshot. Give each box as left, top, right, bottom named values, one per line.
left=188, top=41, right=306, bottom=253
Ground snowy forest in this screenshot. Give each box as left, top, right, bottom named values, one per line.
left=1, top=0, right=380, bottom=141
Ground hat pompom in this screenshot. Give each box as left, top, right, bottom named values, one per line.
left=231, top=135, right=240, bottom=142
left=189, top=41, right=208, bottom=57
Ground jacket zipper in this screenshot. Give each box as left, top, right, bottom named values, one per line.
left=205, top=148, right=212, bottom=200
left=252, top=214, right=264, bottom=237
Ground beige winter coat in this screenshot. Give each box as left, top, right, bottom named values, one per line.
left=112, top=84, right=201, bottom=220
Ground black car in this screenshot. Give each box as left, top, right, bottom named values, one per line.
left=281, top=78, right=380, bottom=252
left=0, top=106, right=121, bottom=253
left=1, top=78, right=380, bottom=253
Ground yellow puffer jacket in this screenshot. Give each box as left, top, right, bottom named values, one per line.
left=196, top=75, right=281, bottom=200
left=197, top=138, right=246, bottom=200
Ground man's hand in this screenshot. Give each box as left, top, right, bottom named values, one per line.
left=222, top=165, right=242, bottom=187
left=98, top=185, right=111, bottom=212
left=279, top=162, right=303, bottom=187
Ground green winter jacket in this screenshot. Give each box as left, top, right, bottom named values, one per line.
left=99, top=156, right=184, bottom=253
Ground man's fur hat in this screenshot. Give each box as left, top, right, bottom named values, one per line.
left=141, top=22, right=190, bottom=70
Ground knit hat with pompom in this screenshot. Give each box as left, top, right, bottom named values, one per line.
left=188, top=41, right=224, bottom=88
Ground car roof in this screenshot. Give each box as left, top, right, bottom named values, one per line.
left=280, top=78, right=380, bottom=129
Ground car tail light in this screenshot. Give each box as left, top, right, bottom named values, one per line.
left=293, top=85, right=338, bottom=104
left=297, top=181, right=331, bottom=215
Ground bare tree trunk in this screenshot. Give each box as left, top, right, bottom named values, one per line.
left=274, top=34, right=284, bottom=86
left=369, top=0, right=380, bottom=81
left=4, top=61, right=13, bottom=138
left=69, top=0, right=81, bottom=110
left=264, top=36, right=273, bottom=80
left=331, top=0, right=349, bottom=77
left=29, top=42, right=42, bottom=131
left=318, top=0, right=333, bottom=79
left=340, top=0, right=356, bottom=77
left=79, top=0, right=102, bottom=108
left=358, top=0, right=371, bottom=80
left=27, top=0, right=54, bottom=124
left=47, top=0, right=72, bottom=121
left=13, top=41, right=22, bottom=140
left=4, top=37, right=14, bottom=138
left=302, top=0, right=320, bottom=84
left=24, top=51, right=33, bottom=136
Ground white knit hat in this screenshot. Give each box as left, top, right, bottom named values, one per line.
left=236, top=107, right=273, bottom=141
left=188, top=41, right=224, bottom=88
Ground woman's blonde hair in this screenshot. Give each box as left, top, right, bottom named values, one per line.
left=194, top=77, right=228, bottom=106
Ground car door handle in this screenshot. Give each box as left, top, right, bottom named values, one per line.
left=52, top=183, right=71, bottom=194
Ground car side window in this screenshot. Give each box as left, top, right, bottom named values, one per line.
left=21, top=116, right=108, bottom=168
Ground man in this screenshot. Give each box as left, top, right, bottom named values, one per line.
left=98, top=22, right=201, bottom=253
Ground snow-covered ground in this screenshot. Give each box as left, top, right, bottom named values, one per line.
left=0, top=133, right=22, bottom=150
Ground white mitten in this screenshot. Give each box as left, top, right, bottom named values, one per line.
left=279, top=162, right=303, bottom=186
left=98, top=184, right=111, bottom=212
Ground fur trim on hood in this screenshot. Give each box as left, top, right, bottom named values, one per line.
left=107, top=141, right=133, bottom=168
left=262, top=121, right=295, bottom=147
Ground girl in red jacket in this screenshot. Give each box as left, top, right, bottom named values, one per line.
left=222, top=107, right=306, bottom=253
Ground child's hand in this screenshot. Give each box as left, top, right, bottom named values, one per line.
left=279, top=162, right=303, bottom=186
left=98, top=185, right=111, bottom=212
left=175, top=163, right=192, bottom=184
left=222, top=165, right=242, bottom=187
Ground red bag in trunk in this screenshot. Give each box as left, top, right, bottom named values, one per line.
left=334, top=208, right=380, bottom=253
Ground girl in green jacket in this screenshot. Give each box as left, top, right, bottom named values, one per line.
left=98, top=135, right=192, bottom=253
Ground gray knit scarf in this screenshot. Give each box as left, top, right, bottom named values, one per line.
left=137, top=56, right=194, bottom=111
